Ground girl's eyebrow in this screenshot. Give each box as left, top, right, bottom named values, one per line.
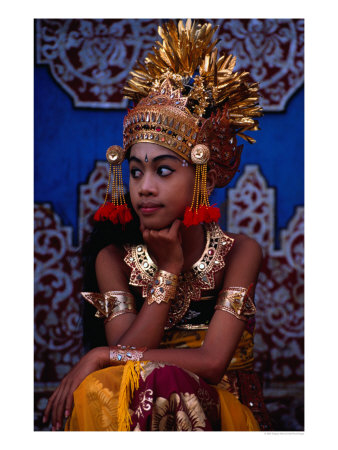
left=129, top=154, right=181, bottom=164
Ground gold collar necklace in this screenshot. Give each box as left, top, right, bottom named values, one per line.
left=124, top=222, right=234, bottom=329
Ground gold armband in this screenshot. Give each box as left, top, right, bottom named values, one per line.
left=81, top=290, right=136, bottom=322
left=215, top=286, right=256, bottom=321
left=147, top=270, right=178, bottom=305
left=109, top=344, right=148, bottom=364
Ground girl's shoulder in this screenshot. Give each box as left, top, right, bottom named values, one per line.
left=96, top=243, right=130, bottom=280
left=223, top=231, right=263, bottom=264
left=216, top=231, right=263, bottom=290
left=95, top=243, right=133, bottom=292
left=96, top=242, right=125, bottom=260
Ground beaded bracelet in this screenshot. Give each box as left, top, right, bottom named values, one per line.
left=147, top=269, right=178, bottom=305
left=109, top=344, right=148, bottom=364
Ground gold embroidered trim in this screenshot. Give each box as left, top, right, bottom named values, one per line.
left=215, top=372, right=240, bottom=400
left=215, top=287, right=256, bottom=321
left=124, top=222, right=234, bottom=329
left=81, top=291, right=137, bottom=322
left=175, top=324, right=209, bottom=330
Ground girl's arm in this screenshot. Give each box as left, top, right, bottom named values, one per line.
left=44, top=234, right=261, bottom=428
left=101, top=219, right=184, bottom=348
left=44, top=220, right=184, bottom=429
left=108, top=235, right=262, bottom=385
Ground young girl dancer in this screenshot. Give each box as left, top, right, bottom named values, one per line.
left=44, top=19, right=271, bottom=431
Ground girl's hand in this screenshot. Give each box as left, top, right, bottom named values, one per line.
left=141, top=219, right=184, bottom=275
left=43, top=346, right=108, bottom=431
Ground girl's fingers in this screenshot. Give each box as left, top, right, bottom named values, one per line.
left=169, top=219, right=182, bottom=238
left=142, top=229, right=150, bottom=242
left=51, top=389, right=62, bottom=429
left=64, top=391, right=74, bottom=420
left=149, top=229, right=158, bottom=239
left=54, top=395, right=66, bottom=429
left=51, top=381, right=68, bottom=430
left=54, top=379, right=73, bottom=429
left=43, top=389, right=58, bottom=423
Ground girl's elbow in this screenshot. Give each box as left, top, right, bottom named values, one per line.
left=202, top=355, right=228, bottom=385
left=204, top=369, right=225, bottom=385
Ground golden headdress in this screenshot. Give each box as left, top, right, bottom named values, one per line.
left=95, top=19, right=262, bottom=226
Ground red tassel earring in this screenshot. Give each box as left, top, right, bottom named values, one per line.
left=94, top=146, right=132, bottom=225
left=183, top=144, right=220, bottom=227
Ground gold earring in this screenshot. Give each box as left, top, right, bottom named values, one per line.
left=94, top=146, right=133, bottom=225
left=183, top=145, right=220, bottom=227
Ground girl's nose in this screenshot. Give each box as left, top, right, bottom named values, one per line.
left=139, top=173, right=157, bottom=196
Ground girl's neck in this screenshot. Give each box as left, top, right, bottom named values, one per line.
left=180, top=223, right=205, bottom=272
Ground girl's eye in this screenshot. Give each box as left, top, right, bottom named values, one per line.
left=157, top=166, right=174, bottom=177
left=130, top=168, right=142, bottom=178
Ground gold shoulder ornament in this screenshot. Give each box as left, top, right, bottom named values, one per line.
left=81, top=291, right=137, bottom=323
left=215, top=286, right=256, bottom=321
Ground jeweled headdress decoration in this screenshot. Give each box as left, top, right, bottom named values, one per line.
left=123, top=19, right=261, bottom=140
left=95, top=19, right=262, bottom=226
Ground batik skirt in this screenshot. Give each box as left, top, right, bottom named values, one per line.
left=65, top=329, right=270, bottom=431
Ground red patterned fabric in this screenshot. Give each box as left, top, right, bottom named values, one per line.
left=235, top=371, right=272, bottom=431
left=129, top=364, right=220, bottom=431
left=227, top=166, right=304, bottom=382
left=34, top=203, right=83, bottom=384
left=128, top=364, right=272, bottom=431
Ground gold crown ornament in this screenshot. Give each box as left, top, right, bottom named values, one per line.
left=95, top=19, right=262, bottom=226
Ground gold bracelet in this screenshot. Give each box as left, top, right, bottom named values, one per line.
left=109, top=345, right=148, bottom=364
left=147, top=270, right=178, bottom=305
left=215, top=286, right=256, bottom=321
left=81, top=291, right=136, bottom=320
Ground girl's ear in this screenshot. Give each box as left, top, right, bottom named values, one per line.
left=206, top=169, right=217, bottom=196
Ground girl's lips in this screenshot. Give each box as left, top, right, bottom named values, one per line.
left=139, top=205, right=163, bottom=215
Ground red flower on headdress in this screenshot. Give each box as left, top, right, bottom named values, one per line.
left=183, top=207, right=194, bottom=227
left=203, top=204, right=221, bottom=223
left=94, top=203, right=132, bottom=225
left=116, top=204, right=133, bottom=224
left=94, top=203, right=115, bottom=221
left=183, top=204, right=220, bottom=227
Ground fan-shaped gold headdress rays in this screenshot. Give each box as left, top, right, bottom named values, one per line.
left=123, top=19, right=262, bottom=143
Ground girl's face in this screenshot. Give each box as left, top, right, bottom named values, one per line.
left=129, top=143, right=195, bottom=230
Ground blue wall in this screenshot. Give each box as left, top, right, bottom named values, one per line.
left=34, top=65, right=304, bottom=247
